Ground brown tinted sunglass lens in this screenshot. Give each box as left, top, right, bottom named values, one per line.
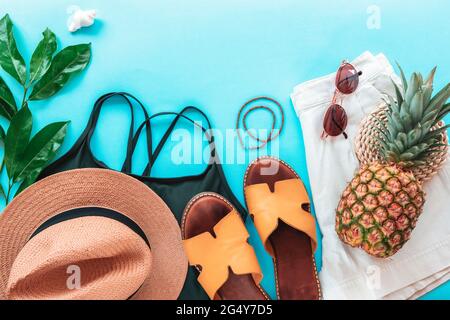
left=336, top=63, right=361, bottom=94
left=323, top=104, right=348, bottom=137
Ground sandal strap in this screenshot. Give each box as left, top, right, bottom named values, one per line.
left=245, top=178, right=317, bottom=256
left=183, top=210, right=262, bottom=299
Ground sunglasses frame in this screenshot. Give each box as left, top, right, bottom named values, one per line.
left=321, top=60, right=362, bottom=140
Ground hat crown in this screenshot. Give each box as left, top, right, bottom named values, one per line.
left=7, top=216, right=152, bottom=300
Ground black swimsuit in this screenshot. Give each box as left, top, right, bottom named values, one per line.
left=38, top=92, right=247, bottom=300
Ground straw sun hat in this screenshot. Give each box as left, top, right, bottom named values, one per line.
left=0, top=169, right=187, bottom=300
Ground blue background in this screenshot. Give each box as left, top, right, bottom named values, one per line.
left=0, top=0, right=449, bottom=300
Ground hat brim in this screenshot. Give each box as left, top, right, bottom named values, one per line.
left=0, top=168, right=187, bottom=300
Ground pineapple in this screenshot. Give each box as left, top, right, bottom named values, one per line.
left=336, top=65, right=450, bottom=258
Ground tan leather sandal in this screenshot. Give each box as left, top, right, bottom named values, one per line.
left=182, top=192, right=269, bottom=300
left=244, top=157, right=322, bottom=300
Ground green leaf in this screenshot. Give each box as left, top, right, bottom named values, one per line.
left=0, top=183, right=5, bottom=199
left=397, top=132, right=408, bottom=148
left=390, top=111, right=404, bottom=133
left=422, top=107, right=440, bottom=125
left=427, top=143, right=449, bottom=149
left=423, top=124, right=450, bottom=141
left=0, top=76, right=16, bottom=120
left=405, top=73, right=420, bottom=104
left=399, top=106, right=413, bottom=132
left=29, top=44, right=91, bottom=100
left=14, top=121, right=69, bottom=182
left=4, top=104, right=32, bottom=178
left=410, top=91, right=424, bottom=123
left=422, top=83, right=433, bottom=107
left=423, top=137, right=440, bottom=146
left=0, top=14, right=27, bottom=85
left=29, top=28, right=57, bottom=85
left=411, top=160, right=427, bottom=167
left=396, top=62, right=408, bottom=93
left=426, top=83, right=450, bottom=113
left=386, top=150, right=400, bottom=162
left=391, top=81, right=404, bottom=106
left=407, top=128, right=422, bottom=147
left=417, top=73, right=424, bottom=87
left=387, top=95, right=400, bottom=114
left=399, top=152, right=415, bottom=161
left=425, top=66, right=437, bottom=87
left=403, top=144, right=427, bottom=157
left=438, top=103, right=450, bottom=120
left=388, top=141, right=402, bottom=154
left=394, top=138, right=405, bottom=153
left=14, top=173, right=37, bottom=196
left=0, top=124, right=5, bottom=142
left=422, top=119, right=436, bottom=133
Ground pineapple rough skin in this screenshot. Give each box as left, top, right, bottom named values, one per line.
left=336, top=163, right=425, bottom=258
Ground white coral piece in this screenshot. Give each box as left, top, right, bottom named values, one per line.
left=67, top=5, right=97, bottom=32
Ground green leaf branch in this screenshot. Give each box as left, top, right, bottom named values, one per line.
left=0, top=14, right=92, bottom=204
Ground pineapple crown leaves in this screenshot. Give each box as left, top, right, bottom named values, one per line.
left=375, top=64, right=450, bottom=168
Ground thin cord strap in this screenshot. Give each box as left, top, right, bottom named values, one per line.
left=127, top=108, right=213, bottom=176
left=86, top=92, right=153, bottom=173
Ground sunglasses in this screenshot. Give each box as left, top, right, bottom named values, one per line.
left=321, top=61, right=362, bottom=139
